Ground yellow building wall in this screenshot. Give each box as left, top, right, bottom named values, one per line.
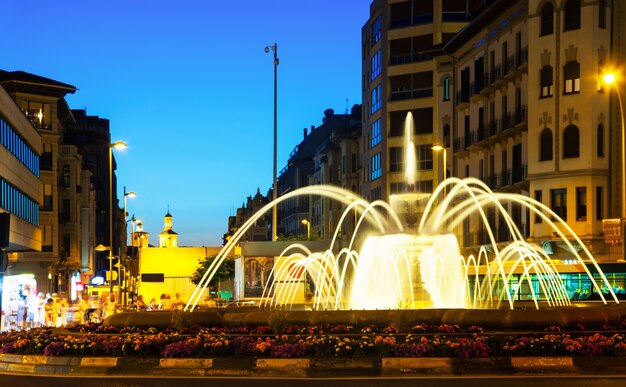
left=138, top=246, right=222, bottom=306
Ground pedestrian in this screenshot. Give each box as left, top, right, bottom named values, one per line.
left=102, top=293, right=117, bottom=319
left=136, top=295, right=147, bottom=311
left=44, top=298, right=55, bottom=327
left=159, top=293, right=171, bottom=310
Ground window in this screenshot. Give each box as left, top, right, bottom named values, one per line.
left=389, top=147, right=403, bottom=172
left=539, top=128, right=553, bottom=161
left=443, top=77, right=450, bottom=101
left=0, top=115, right=40, bottom=176
left=596, top=186, right=603, bottom=220
left=597, top=124, right=604, bottom=157
left=371, top=84, right=382, bottom=114
left=535, top=190, right=543, bottom=223
left=61, top=199, right=71, bottom=223
left=540, top=65, right=553, bottom=97
left=551, top=188, right=567, bottom=221
left=42, top=184, right=53, bottom=211
left=371, top=50, right=382, bottom=80
left=563, top=0, right=581, bottom=31
left=443, top=124, right=450, bottom=148
left=576, top=187, right=587, bottom=220
left=371, top=153, right=381, bottom=180
left=19, top=100, right=51, bottom=129
left=351, top=153, right=356, bottom=173
left=599, top=0, right=606, bottom=29
left=416, top=144, right=433, bottom=170
left=564, top=61, right=580, bottom=94
left=62, top=165, right=70, bottom=187
left=371, top=119, right=381, bottom=147
left=563, top=124, right=580, bottom=158
left=372, top=15, right=382, bottom=45
left=0, top=178, right=39, bottom=225
left=540, top=2, right=554, bottom=36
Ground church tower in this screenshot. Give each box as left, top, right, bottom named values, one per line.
left=158, top=209, right=179, bottom=248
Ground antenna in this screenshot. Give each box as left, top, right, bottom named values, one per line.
left=345, top=99, right=349, bottom=114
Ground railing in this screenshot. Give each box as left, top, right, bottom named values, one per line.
left=389, top=52, right=432, bottom=66
left=456, top=90, right=470, bottom=104
left=389, top=14, right=434, bottom=29
left=489, top=65, right=502, bottom=84
left=442, top=11, right=467, bottom=22
left=488, top=119, right=498, bottom=137
left=512, top=163, right=528, bottom=183
left=390, top=87, right=433, bottom=101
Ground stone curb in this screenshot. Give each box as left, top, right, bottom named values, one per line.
left=0, top=354, right=622, bottom=377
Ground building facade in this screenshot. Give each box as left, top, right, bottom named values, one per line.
left=360, top=0, right=483, bottom=204
left=0, top=70, right=76, bottom=295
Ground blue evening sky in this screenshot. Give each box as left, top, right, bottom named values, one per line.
left=1, top=0, right=370, bottom=246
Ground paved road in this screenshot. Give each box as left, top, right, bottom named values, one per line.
left=2, top=374, right=626, bottom=387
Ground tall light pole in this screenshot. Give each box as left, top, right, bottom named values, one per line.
left=301, top=219, right=310, bottom=240
left=604, top=72, right=626, bottom=262
left=123, top=187, right=136, bottom=245
left=121, top=187, right=135, bottom=306
left=106, top=141, right=127, bottom=294
left=265, top=43, right=279, bottom=240
left=432, top=143, right=447, bottom=197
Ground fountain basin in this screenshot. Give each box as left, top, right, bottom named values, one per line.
left=105, top=305, right=626, bottom=331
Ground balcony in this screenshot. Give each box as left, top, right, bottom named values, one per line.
left=442, top=12, right=467, bottom=22
left=390, top=87, right=433, bottom=101
left=389, top=52, right=432, bottom=66
left=390, top=13, right=434, bottom=29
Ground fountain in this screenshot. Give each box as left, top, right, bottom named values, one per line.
left=186, top=111, right=619, bottom=314
left=104, top=112, right=626, bottom=331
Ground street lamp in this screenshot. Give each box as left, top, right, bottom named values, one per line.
left=603, top=72, right=626, bottom=263
left=106, top=141, right=127, bottom=294
left=301, top=219, right=310, bottom=240
left=123, top=187, right=136, bottom=245
left=265, top=43, right=279, bottom=240
left=432, top=143, right=447, bottom=196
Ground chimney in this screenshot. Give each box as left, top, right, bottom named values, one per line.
left=303, top=127, right=308, bottom=139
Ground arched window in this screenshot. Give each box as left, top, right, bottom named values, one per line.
left=443, top=77, right=450, bottom=101
left=540, top=2, right=554, bottom=36
left=540, top=128, right=553, bottom=161
left=597, top=124, right=605, bottom=157
left=564, top=0, right=581, bottom=31
left=563, top=125, right=580, bottom=158
left=443, top=124, right=450, bottom=147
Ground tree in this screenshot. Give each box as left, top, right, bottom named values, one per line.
left=190, top=254, right=235, bottom=288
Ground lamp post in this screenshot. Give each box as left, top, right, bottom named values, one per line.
left=106, top=141, right=127, bottom=294
left=301, top=219, right=310, bottom=240
left=122, top=188, right=136, bottom=306
left=432, top=143, right=447, bottom=196
left=265, top=43, right=279, bottom=240
left=603, top=72, right=626, bottom=262
left=123, top=187, right=136, bottom=244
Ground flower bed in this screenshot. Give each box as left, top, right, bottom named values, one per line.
left=1, top=322, right=626, bottom=359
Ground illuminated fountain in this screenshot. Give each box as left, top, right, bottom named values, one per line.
left=185, top=113, right=619, bottom=313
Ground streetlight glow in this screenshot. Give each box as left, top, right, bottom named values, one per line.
left=432, top=143, right=447, bottom=197
left=301, top=219, right=310, bottom=240
left=604, top=72, right=616, bottom=85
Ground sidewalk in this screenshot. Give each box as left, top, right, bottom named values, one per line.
left=2, top=353, right=626, bottom=378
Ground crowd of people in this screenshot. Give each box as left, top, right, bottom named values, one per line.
left=3, top=290, right=189, bottom=330
left=133, top=293, right=185, bottom=311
